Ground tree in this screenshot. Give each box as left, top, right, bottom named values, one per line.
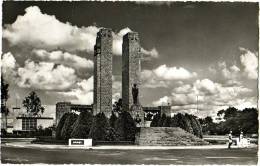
left=61, top=113, right=78, bottom=140
left=187, top=114, right=203, bottom=138
left=113, top=98, right=123, bottom=114
left=1, top=77, right=9, bottom=133
left=23, top=91, right=44, bottom=116
left=56, top=113, right=69, bottom=140
left=89, top=112, right=109, bottom=141
left=115, top=111, right=136, bottom=141
left=158, top=113, right=166, bottom=127
left=163, top=116, right=171, bottom=127
left=71, top=111, right=93, bottom=138
left=109, top=111, right=118, bottom=129
left=171, top=113, right=193, bottom=134
left=150, top=113, right=160, bottom=127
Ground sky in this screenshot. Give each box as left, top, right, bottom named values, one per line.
left=2, top=1, right=258, bottom=119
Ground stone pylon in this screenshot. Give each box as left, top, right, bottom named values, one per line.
left=93, top=28, right=113, bottom=118
left=122, top=32, right=142, bottom=111
left=122, top=32, right=144, bottom=127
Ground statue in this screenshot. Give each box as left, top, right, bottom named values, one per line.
left=132, top=84, right=138, bottom=105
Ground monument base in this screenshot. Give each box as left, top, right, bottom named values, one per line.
left=130, top=104, right=145, bottom=127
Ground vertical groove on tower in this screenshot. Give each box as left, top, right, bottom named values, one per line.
left=93, top=28, right=113, bottom=117
left=122, top=32, right=141, bottom=112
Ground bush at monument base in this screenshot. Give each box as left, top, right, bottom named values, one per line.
left=150, top=113, right=203, bottom=138
left=56, top=113, right=69, bottom=140
left=89, top=112, right=109, bottom=141
left=109, top=111, right=118, bottom=129
left=115, top=111, right=136, bottom=142
left=61, top=113, right=78, bottom=140
left=71, top=111, right=93, bottom=139
left=150, top=113, right=160, bottom=127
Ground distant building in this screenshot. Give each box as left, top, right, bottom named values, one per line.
left=56, top=102, right=92, bottom=125
left=143, top=105, right=171, bottom=117
left=13, top=116, right=54, bottom=135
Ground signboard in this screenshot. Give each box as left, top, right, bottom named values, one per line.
left=69, top=139, right=92, bottom=147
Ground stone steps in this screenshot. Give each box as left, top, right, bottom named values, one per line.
left=136, top=127, right=209, bottom=146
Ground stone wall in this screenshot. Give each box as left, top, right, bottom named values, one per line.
left=122, top=32, right=141, bottom=111
left=93, top=28, right=113, bottom=117
left=56, top=102, right=71, bottom=125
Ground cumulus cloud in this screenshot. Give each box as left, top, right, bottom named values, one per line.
left=239, top=47, right=258, bottom=79
left=3, top=6, right=159, bottom=59
left=153, top=78, right=255, bottom=117
left=209, top=61, right=241, bottom=86
left=1, top=52, right=17, bottom=76
left=152, top=96, right=171, bottom=106
left=57, top=76, right=93, bottom=105
left=141, top=64, right=197, bottom=88
left=3, top=6, right=99, bottom=52
left=153, top=65, right=197, bottom=80
left=17, top=60, right=77, bottom=90
left=32, top=49, right=94, bottom=69
left=141, top=48, right=159, bottom=59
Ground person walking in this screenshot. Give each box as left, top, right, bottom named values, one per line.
left=228, top=130, right=233, bottom=149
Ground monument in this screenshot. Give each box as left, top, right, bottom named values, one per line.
left=122, top=32, right=145, bottom=127
left=93, top=28, right=113, bottom=118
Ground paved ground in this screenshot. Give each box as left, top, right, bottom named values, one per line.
left=1, top=139, right=258, bottom=165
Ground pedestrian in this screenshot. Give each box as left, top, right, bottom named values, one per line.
left=228, top=130, right=233, bottom=149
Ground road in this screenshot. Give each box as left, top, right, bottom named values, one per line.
left=1, top=144, right=258, bottom=165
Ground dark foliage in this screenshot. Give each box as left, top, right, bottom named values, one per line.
left=71, top=111, right=93, bottom=138
left=35, top=126, right=53, bottom=136
left=201, top=107, right=258, bottom=135
left=163, top=116, right=172, bottom=127
left=22, top=91, right=44, bottom=116
left=56, top=113, right=69, bottom=140
left=105, top=127, right=120, bottom=141
left=89, top=112, right=109, bottom=141
left=60, top=113, right=78, bottom=140
left=1, top=77, right=9, bottom=115
left=158, top=113, right=166, bottom=127
left=109, top=111, right=118, bottom=129
left=150, top=113, right=160, bottom=127
left=113, top=98, right=123, bottom=114
left=115, top=111, right=136, bottom=141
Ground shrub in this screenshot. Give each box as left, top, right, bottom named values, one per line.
left=115, top=111, right=136, bottom=141
left=89, top=112, right=109, bottom=141
left=158, top=113, right=166, bottom=127
left=105, top=127, right=120, bottom=141
left=71, top=111, right=93, bottom=138
left=109, top=111, right=118, bottom=129
left=163, top=116, right=172, bottom=127
left=150, top=113, right=160, bottom=127
left=61, top=113, right=78, bottom=140
left=56, top=113, right=69, bottom=140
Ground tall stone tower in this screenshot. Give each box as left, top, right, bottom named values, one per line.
left=122, top=32, right=142, bottom=112
left=93, top=28, right=113, bottom=117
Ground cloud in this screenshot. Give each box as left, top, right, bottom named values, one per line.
left=17, top=60, right=77, bottom=90
left=3, top=6, right=99, bottom=52
left=112, top=27, right=132, bottom=55
left=1, top=52, right=17, bottom=76
left=239, top=47, right=258, bottom=79
left=154, top=65, right=197, bottom=80
left=57, top=76, right=93, bottom=105
left=32, top=49, right=94, bottom=69
left=141, top=64, right=197, bottom=88
left=3, top=6, right=159, bottom=59
left=209, top=61, right=241, bottom=86
left=141, top=48, right=159, bottom=59
left=153, top=78, right=255, bottom=117
left=152, top=96, right=170, bottom=106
